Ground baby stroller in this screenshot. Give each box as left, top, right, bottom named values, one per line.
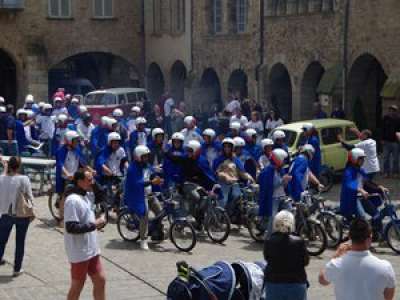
left=167, top=260, right=265, bottom=300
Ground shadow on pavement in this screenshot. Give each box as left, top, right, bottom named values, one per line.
left=0, top=275, right=13, bottom=284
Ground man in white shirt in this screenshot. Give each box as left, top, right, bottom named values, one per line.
left=319, top=219, right=396, bottom=300
left=164, top=96, right=175, bottom=137
left=226, top=96, right=241, bottom=114
left=230, top=108, right=248, bottom=129
left=181, top=116, right=203, bottom=146
left=64, top=170, right=106, bottom=300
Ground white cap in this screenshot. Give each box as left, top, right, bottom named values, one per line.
left=131, top=106, right=141, bottom=113
left=272, top=130, right=286, bottom=141
left=113, top=108, right=124, bottom=117
left=0, top=106, right=6, bottom=113
left=71, top=98, right=80, bottom=104
left=302, top=123, right=315, bottom=132
left=233, top=137, right=246, bottom=148
left=186, top=140, right=202, bottom=153
left=222, top=138, right=235, bottom=147
left=79, top=105, right=88, bottom=113
left=43, top=103, right=53, bottom=110
left=0, top=96, right=5, bottom=103
left=64, top=130, right=80, bottom=143
left=202, top=128, right=216, bottom=139
left=135, top=117, right=147, bottom=125
left=16, top=109, right=28, bottom=117
left=301, top=144, right=315, bottom=157
left=230, top=122, right=241, bottom=130
left=106, top=117, right=118, bottom=127
left=152, top=128, right=165, bottom=139
left=184, top=116, right=195, bottom=125
left=350, top=148, right=366, bottom=162
left=134, top=145, right=150, bottom=160
left=54, top=97, right=63, bottom=102
left=171, top=132, right=185, bottom=141
left=107, top=132, right=122, bottom=145
left=261, top=138, right=274, bottom=149
left=25, top=94, right=34, bottom=103
left=271, top=149, right=288, bottom=165
left=38, top=101, right=46, bottom=108
left=245, top=128, right=257, bottom=137
left=57, top=114, right=68, bottom=122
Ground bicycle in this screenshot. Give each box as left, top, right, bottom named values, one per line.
left=117, top=192, right=197, bottom=252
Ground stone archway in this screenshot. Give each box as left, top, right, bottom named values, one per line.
left=268, top=63, right=292, bottom=122
left=228, top=69, right=248, bottom=99
left=199, top=68, right=223, bottom=111
left=348, top=54, right=387, bottom=130
left=301, top=62, right=325, bottom=119
left=49, top=52, right=141, bottom=97
left=170, top=60, right=187, bottom=103
left=0, top=49, right=17, bottom=106
left=147, top=62, right=165, bottom=103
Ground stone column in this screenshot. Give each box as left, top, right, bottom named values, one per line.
left=26, top=55, right=48, bottom=102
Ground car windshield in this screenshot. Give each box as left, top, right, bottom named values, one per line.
left=85, top=93, right=116, bottom=106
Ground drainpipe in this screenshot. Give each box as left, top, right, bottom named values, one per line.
left=189, top=0, right=193, bottom=73
left=342, top=0, right=350, bottom=111
left=255, top=0, right=265, bottom=103
left=141, top=0, right=146, bottom=87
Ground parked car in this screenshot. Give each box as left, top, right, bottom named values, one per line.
left=272, top=119, right=360, bottom=191
left=84, top=88, right=148, bottom=124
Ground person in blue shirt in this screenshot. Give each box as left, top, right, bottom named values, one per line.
left=0, top=106, right=17, bottom=156
left=90, top=116, right=111, bottom=159
left=15, top=109, right=30, bottom=155
left=302, top=123, right=322, bottom=178
left=244, top=128, right=262, bottom=161
left=313, top=102, right=327, bottom=119
left=213, top=138, right=254, bottom=207
left=288, top=144, right=324, bottom=202
left=163, top=132, right=185, bottom=187
left=272, top=129, right=290, bottom=166
left=233, top=136, right=257, bottom=180
left=123, top=145, right=163, bottom=250
left=128, top=117, right=149, bottom=157
left=258, top=148, right=292, bottom=236
left=201, top=128, right=221, bottom=167
left=51, top=113, right=76, bottom=157
left=112, top=108, right=128, bottom=144
left=67, top=97, right=80, bottom=120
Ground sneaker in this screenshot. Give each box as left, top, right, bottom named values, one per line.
left=13, top=269, right=24, bottom=277
left=140, top=240, right=149, bottom=251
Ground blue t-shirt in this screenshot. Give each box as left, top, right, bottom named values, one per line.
left=0, top=115, right=16, bottom=140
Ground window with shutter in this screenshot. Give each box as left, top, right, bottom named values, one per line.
left=213, top=0, right=222, bottom=33
left=236, top=0, right=247, bottom=33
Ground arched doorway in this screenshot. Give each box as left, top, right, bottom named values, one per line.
left=49, top=52, right=140, bottom=97
left=348, top=54, right=387, bottom=130
left=170, top=61, right=187, bottom=103
left=147, top=63, right=165, bottom=103
left=228, top=69, right=248, bottom=99
left=269, top=63, right=292, bottom=122
left=0, top=49, right=17, bottom=106
left=301, top=62, right=325, bottom=119
left=200, top=68, right=223, bottom=111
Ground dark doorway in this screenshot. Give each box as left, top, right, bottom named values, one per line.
left=147, top=63, right=165, bottom=103
left=228, top=69, right=248, bottom=99
left=269, top=63, right=292, bottom=122
left=0, top=49, right=17, bottom=106
left=200, top=68, right=223, bottom=111
left=301, top=62, right=325, bottom=119
left=170, top=61, right=187, bottom=103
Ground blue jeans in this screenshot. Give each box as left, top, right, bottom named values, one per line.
left=219, top=183, right=241, bottom=208
left=265, top=282, right=307, bottom=300
left=0, top=215, right=30, bottom=272
left=0, top=140, right=18, bottom=156
left=383, top=142, right=399, bottom=175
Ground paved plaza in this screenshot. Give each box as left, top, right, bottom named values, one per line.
left=0, top=177, right=399, bottom=300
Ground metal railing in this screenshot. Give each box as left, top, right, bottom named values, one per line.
left=0, top=0, right=24, bottom=9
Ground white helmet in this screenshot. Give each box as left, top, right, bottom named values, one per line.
left=171, top=132, right=185, bottom=141
left=131, top=106, right=141, bottom=113
left=184, top=116, right=195, bottom=125
left=230, top=122, right=241, bottom=130
left=71, top=97, right=80, bottom=104
left=113, top=108, right=124, bottom=117
left=101, top=116, right=109, bottom=125
left=134, top=145, right=150, bottom=160
left=186, top=140, right=202, bottom=153
left=57, top=113, right=68, bottom=123
left=0, top=106, right=6, bottom=113
left=43, top=103, right=53, bottom=110
left=233, top=137, right=246, bottom=148
left=38, top=101, right=45, bottom=108
left=271, top=149, right=288, bottom=166
left=302, top=123, right=315, bottom=132
left=25, top=94, right=34, bottom=103
left=79, top=105, right=88, bottom=113
left=261, top=138, right=274, bottom=149
left=202, top=128, right=216, bottom=139
left=135, top=117, right=147, bottom=125
left=301, top=144, right=315, bottom=157
left=54, top=97, right=63, bottom=103
left=222, top=138, right=235, bottom=147
left=245, top=128, right=257, bottom=138
left=152, top=128, right=165, bottom=139
left=0, top=96, right=4, bottom=103
left=26, top=110, right=34, bottom=119
left=107, top=132, right=122, bottom=145
left=272, top=130, right=286, bottom=141
left=350, top=148, right=366, bottom=163
left=106, top=117, right=118, bottom=127
left=16, top=109, right=28, bottom=117
left=64, top=130, right=80, bottom=143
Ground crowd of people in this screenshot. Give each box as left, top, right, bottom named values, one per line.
left=0, top=89, right=398, bottom=300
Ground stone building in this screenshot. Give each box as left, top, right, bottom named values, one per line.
left=0, top=0, right=144, bottom=106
